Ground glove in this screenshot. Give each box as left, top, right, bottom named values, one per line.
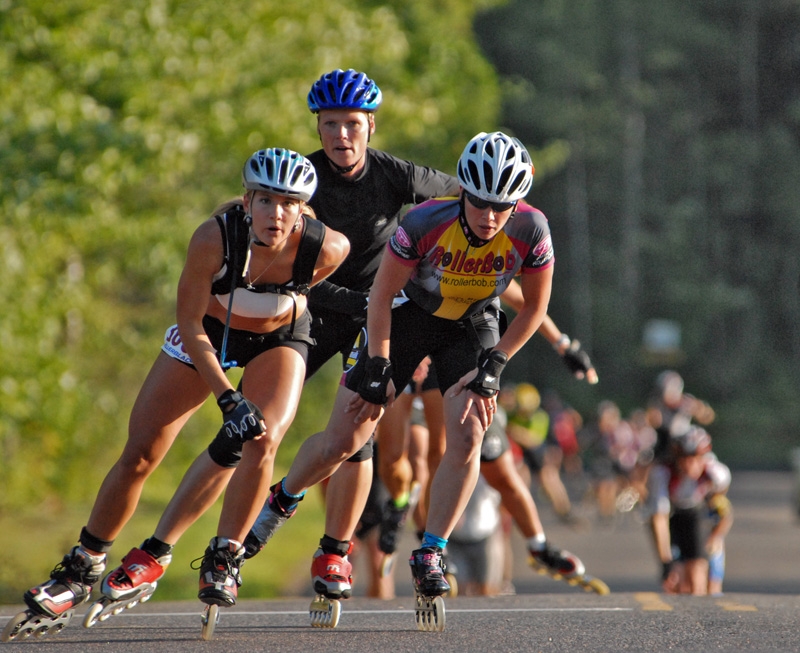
left=661, top=560, right=675, bottom=581
left=356, top=356, right=393, bottom=405
left=465, top=349, right=508, bottom=398
left=561, top=339, right=593, bottom=376
left=217, top=389, right=266, bottom=442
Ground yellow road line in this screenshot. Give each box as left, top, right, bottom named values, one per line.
left=635, top=592, right=673, bottom=611
left=716, top=600, right=758, bottom=612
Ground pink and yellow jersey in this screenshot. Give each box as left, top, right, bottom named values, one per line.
left=387, top=197, right=553, bottom=320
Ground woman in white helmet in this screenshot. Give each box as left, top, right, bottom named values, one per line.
left=252, top=131, right=553, bottom=621
left=17, top=148, right=349, bottom=628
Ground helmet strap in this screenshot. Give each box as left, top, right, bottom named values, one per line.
left=458, top=195, right=491, bottom=248
left=324, top=152, right=360, bottom=175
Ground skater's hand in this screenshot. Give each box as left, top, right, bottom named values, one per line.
left=355, top=355, right=394, bottom=406
left=660, top=560, right=679, bottom=594
left=560, top=339, right=598, bottom=384
left=346, top=379, right=395, bottom=424
left=451, top=370, right=496, bottom=430
left=217, top=390, right=267, bottom=442
left=706, top=534, right=724, bottom=555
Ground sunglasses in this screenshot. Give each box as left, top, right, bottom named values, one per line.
left=464, top=191, right=516, bottom=213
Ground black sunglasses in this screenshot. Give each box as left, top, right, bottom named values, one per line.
left=464, top=191, right=516, bottom=213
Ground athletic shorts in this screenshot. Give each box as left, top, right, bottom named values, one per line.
left=344, top=300, right=504, bottom=398
left=161, top=310, right=312, bottom=369
left=669, top=506, right=706, bottom=561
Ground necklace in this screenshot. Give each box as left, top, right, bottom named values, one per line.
left=243, top=241, right=285, bottom=289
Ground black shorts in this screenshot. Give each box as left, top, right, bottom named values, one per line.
left=670, top=506, right=706, bottom=561
left=201, top=311, right=312, bottom=366
left=305, top=306, right=366, bottom=379
left=344, top=300, right=504, bottom=397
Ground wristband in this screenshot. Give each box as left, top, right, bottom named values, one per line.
left=553, top=334, right=570, bottom=351
left=217, top=389, right=242, bottom=414
left=356, top=355, right=393, bottom=405
left=465, top=349, right=508, bottom=398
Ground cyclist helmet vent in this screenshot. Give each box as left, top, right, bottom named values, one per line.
left=457, top=131, right=534, bottom=203
left=242, top=148, right=318, bottom=202
left=307, top=68, right=383, bottom=113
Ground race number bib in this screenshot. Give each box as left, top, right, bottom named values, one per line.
left=161, top=325, right=194, bottom=366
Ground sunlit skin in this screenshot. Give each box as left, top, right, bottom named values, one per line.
left=244, top=189, right=303, bottom=248
left=204, top=190, right=306, bottom=335
left=316, top=109, right=375, bottom=178
left=461, top=189, right=517, bottom=240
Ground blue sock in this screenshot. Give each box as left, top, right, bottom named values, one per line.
left=421, top=532, right=448, bottom=550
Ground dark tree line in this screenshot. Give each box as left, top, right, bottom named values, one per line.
left=475, top=0, right=800, bottom=467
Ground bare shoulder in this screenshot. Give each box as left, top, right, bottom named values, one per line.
left=185, top=217, right=224, bottom=270
left=319, top=224, right=350, bottom=266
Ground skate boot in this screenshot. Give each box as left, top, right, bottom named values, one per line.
left=83, top=546, right=172, bottom=627
left=196, top=537, right=245, bottom=607
left=308, top=545, right=353, bottom=628
left=409, top=547, right=448, bottom=631
left=3, top=547, right=106, bottom=641
left=529, top=542, right=585, bottom=579
left=529, top=542, right=610, bottom=595
left=311, top=546, right=353, bottom=600
left=243, top=482, right=298, bottom=560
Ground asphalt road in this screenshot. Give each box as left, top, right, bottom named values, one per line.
left=2, top=471, right=799, bottom=652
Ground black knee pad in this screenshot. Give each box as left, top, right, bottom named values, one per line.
left=207, top=426, right=244, bottom=468
left=346, top=434, right=374, bottom=463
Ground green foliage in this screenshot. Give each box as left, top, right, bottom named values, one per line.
left=0, top=0, right=502, bottom=585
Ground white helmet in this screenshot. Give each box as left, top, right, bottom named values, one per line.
left=457, top=131, right=534, bottom=203
left=242, top=148, right=318, bottom=202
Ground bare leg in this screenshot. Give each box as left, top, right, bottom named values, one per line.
left=325, top=460, right=373, bottom=541
left=217, top=348, right=306, bottom=542
left=423, top=385, right=484, bottom=539
left=85, top=353, right=208, bottom=549
left=284, top=386, right=380, bottom=495
left=376, top=392, right=414, bottom=500
left=481, top=450, right=545, bottom=538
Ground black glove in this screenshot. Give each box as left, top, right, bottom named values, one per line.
left=217, top=389, right=266, bottom=442
left=356, top=356, right=393, bottom=405
left=561, top=339, right=593, bottom=376
left=465, top=349, right=508, bottom=398
left=661, top=560, right=675, bottom=581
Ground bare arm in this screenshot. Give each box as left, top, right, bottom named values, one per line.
left=175, top=219, right=234, bottom=401
left=309, top=226, right=350, bottom=288
left=501, top=278, right=598, bottom=384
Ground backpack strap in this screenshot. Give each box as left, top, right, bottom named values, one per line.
left=289, top=216, right=326, bottom=295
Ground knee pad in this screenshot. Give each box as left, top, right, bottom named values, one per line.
left=207, top=426, right=244, bottom=468
left=346, top=434, right=374, bottom=463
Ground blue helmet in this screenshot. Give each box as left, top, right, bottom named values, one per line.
left=307, top=69, right=382, bottom=113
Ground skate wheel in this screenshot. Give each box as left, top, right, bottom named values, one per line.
left=414, top=595, right=446, bottom=632
left=585, top=577, right=611, bottom=595
left=126, top=599, right=140, bottom=610
left=432, top=596, right=446, bottom=632
left=2, top=611, right=32, bottom=642
left=444, top=572, right=458, bottom=598
left=309, top=596, right=341, bottom=628
left=201, top=604, right=219, bottom=641
left=33, top=624, right=50, bottom=638
left=83, top=601, right=105, bottom=629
